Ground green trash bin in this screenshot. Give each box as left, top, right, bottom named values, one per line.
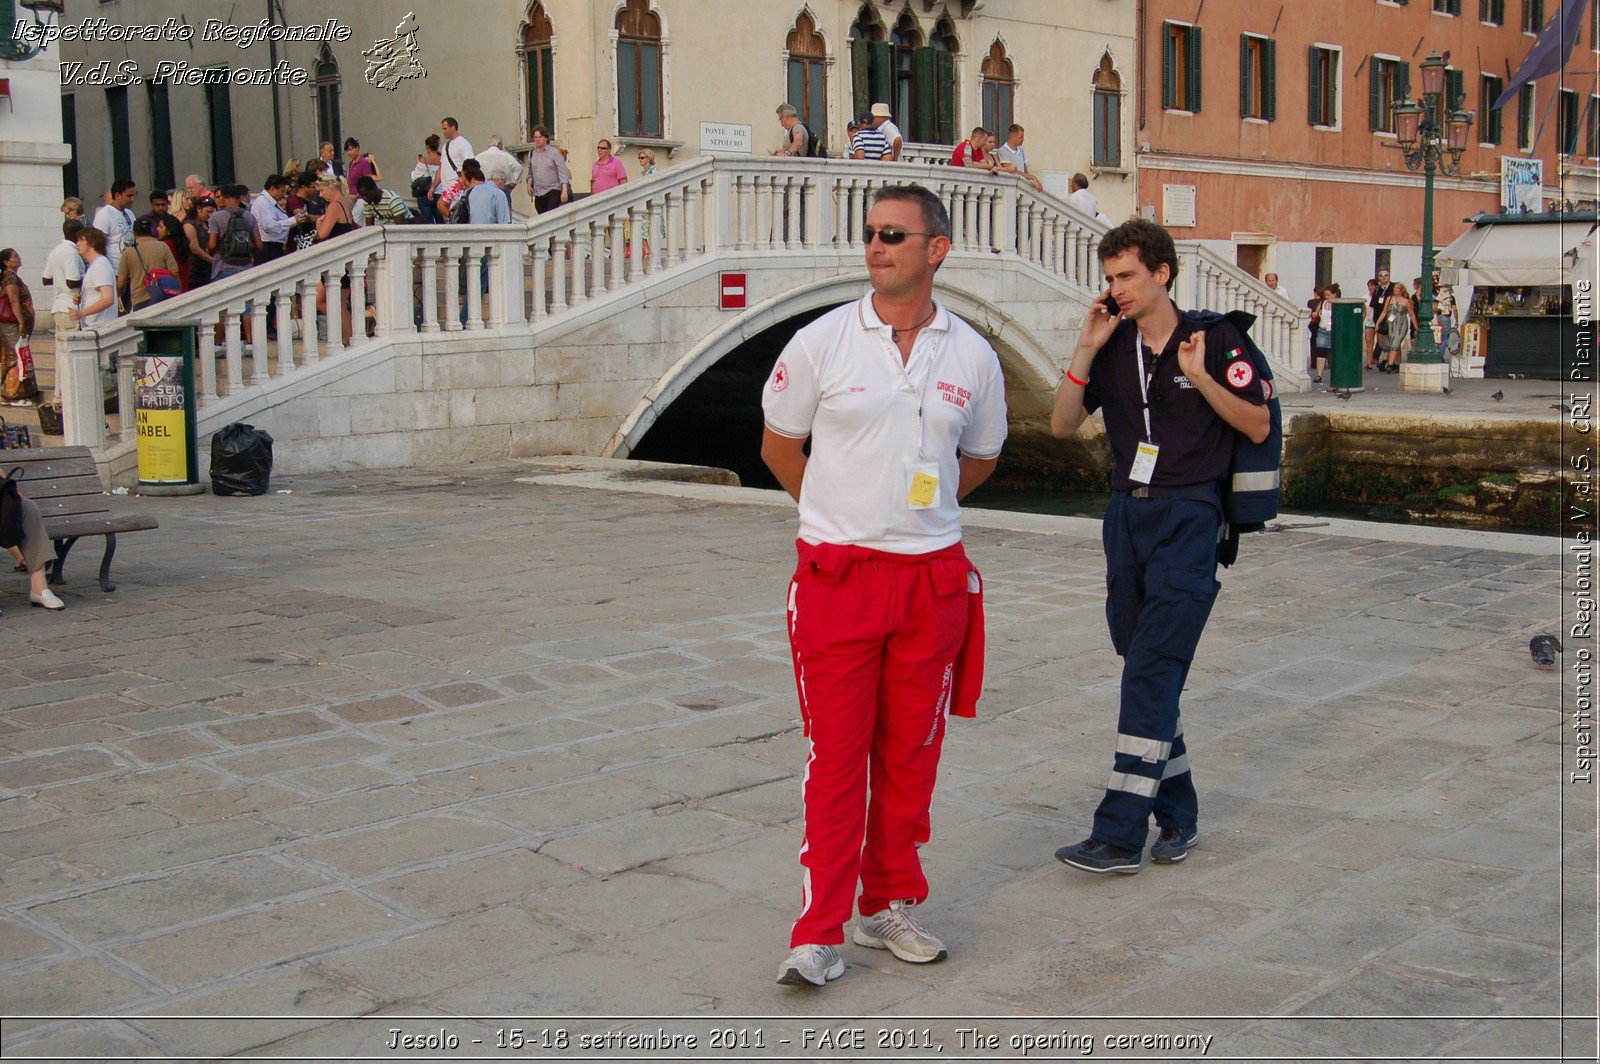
left=1329, top=298, right=1365, bottom=392
left=131, top=319, right=203, bottom=496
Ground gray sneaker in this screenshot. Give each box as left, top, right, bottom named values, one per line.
left=1150, top=826, right=1200, bottom=864
left=852, top=901, right=948, bottom=964
left=776, top=943, right=845, bottom=986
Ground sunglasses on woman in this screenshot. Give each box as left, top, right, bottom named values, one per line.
left=862, top=226, right=931, bottom=245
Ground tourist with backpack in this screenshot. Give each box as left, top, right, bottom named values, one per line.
left=206, top=184, right=261, bottom=282
left=1050, top=218, right=1277, bottom=877
left=772, top=103, right=810, bottom=157
left=115, top=216, right=181, bottom=310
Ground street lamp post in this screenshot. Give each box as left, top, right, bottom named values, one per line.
left=1393, top=52, right=1474, bottom=394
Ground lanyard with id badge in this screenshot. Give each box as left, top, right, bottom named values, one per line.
left=1130, top=341, right=1161, bottom=484
left=866, top=302, right=948, bottom=511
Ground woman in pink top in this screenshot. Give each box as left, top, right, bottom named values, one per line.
left=591, top=139, right=628, bottom=194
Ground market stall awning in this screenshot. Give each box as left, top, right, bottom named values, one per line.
left=1436, top=216, right=1597, bottom=287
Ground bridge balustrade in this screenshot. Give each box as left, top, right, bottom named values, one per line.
left=58, top=156, right=1307, bottom=468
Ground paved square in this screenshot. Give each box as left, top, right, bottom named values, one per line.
left=0, top=463, right=1590, bottom=1059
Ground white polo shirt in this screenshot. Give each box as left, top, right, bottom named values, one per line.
left=762, top=294, right=1008, bottom=553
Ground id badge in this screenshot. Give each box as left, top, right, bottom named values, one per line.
left=905, top=459, right=940, bottom=510
left=1129, top=442, right=1160, bottom=485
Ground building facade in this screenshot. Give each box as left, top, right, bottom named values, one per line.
left=1136, top=0, right=1600, bottom=301
left=0, top=6, right=71, bottom=287
left=55, top=1, right=1137, bottom=220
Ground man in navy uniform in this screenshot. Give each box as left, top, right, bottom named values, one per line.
left=1049, top=219, right=1269, bottom=873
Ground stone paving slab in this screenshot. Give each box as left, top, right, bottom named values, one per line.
left=0, top=462, right=1590, bottom=1061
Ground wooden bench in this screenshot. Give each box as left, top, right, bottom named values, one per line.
left=4, top=446, right=159, bottom=592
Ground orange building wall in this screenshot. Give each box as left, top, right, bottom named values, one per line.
left=1136, top=0, right=1598, bottom=247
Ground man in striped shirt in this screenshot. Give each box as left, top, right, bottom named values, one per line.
left=850, top=112, right=891, bottom=161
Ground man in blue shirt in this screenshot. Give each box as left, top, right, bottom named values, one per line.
left=457, top=159, right=508, bottom=324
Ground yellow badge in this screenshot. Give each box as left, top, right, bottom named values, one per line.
left=908, top=471, right=940, bottom=509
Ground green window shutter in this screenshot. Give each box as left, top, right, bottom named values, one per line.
left=148, top=82, right=174, bottom=190
left=1265, top=39, right=1277, bottom=120
left=540, top=49, right=555, bottom=130
left=1240, top=36, right=1251, bottom=118
left=870, top=41, right=894, bottom=111
left=1187, top=26, right=1203, bottom=112
left=982, top=81, right=996, bottom=132
left=807, top=62, right=826, bottom=145
left=911, top=46, right=935, bottom=142
left=1397, top=63, right=1410, bottom=109
left=618, top=41, right=639, bottom=135
left=1162, top=25, right=1176, bottom=110
left=851, top=38, right=869, bottom=117
left=935, top=48, right=955, bottom=144
left=1369, top=60, right=1384, bottom=131
left=788, top=59, right=806, bottom=117
left=1447, top=69, right=1464, bottom=110
left=640, top=43, right=662, bottom=136
left=1093, top=92, right=1108, bottom=164
left=1308, top=46, right=1323, bottom=125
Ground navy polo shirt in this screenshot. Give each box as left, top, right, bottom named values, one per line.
left=1083, top=312, right=1268, bottom=491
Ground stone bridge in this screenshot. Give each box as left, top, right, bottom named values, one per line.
left=58, top=157, right=1309, bottom=482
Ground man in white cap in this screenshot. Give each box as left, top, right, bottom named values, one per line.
left=871, top=103, right=903, bottom=161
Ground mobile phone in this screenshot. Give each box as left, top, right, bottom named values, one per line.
left=1099, top=291, right=1118, bottom=314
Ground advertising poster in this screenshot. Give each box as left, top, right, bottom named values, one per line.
left=135, top=355, right=188, bottom=482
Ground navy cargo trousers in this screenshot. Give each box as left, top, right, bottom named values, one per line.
left=1092, top=488, right=1222, bottom=853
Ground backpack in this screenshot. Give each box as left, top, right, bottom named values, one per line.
left=131, top=243, right=181, bottom=304
left=804, top=127, right=826, bottom=158
left=1181, top=309, right=1282, bottom=560
left=450, top=188, right=473, bottom=224
left=219, top=209, right=254, bottom=266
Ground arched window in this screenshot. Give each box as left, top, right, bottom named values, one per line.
left=889, top=11, right=923, bottom=135
left=616, top=0, right=663, bottom=137
left=980, top=39, right=1014, bottom=137
left=786, top=11, right=827, bottom=147
left=520, top=2, right=554, bottom=139
left=849, top=4, right=890, bottom=119
left=1092, top=54, right=1123, bottom=168
left=315, top=46, right=341, bottom=159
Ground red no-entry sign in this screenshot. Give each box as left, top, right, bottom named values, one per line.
left=720, top=272, right=746, bottom=311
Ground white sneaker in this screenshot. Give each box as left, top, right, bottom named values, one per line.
left=853, top=900, right=947, bottom=963
left=29, top=588, right=64, bottom=611
left=776, top=943, right=845, bottom=987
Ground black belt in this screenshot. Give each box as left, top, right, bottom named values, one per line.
left=1122, top=484, right=1219, bottom=503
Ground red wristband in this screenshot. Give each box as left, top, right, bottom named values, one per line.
left=1065, top=369, right=1089, bottom=387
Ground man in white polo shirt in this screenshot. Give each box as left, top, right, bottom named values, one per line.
left=761, top=184, right=1008, bottom=988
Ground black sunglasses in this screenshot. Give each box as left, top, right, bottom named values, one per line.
left=863, top=226, right=931, bottom=245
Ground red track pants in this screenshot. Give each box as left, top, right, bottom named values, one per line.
left=785, top=539, right=974, bottom=948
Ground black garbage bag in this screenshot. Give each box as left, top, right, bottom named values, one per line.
left=210, top=423, right=274, bottom=496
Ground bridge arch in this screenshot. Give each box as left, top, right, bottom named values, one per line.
left=604, top=273, right=1064, bottom=459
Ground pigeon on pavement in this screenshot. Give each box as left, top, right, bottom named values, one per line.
left=1530, top=634, right=1562, bottom=669
left=1490, top=390, right=1504, bottom=401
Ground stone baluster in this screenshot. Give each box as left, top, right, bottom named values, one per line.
left=529, top=239, right=548, bottom=321
left=250, top=299, right=270, bottom=384
left=606, top=216, right=625, bottom=291
left=298, top=280, right=320, bottom=363
left=115, top=353, right=135, bottom=446
left=223, top=311, right=243, bottom=393
left=350, top=257, right=371, bottom=341
left=645, top=199, right=661, bottom=274
left=462, top=248, right=483, bottom=331
left=275, top=290, right=294, bottom=375
left=326, top=267, right=346, bottom=349
left=196, top=316, right=217, bottom=400
left=419, top=248, right=440, bottom=332
left=550, top=232, right=567, bottom=313
left=628, top=206, right=644, bottom=281
left=585, top=217, right=601, bottom=294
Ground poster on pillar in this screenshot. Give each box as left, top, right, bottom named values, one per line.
left=135, top=356, right=189, bottom=483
